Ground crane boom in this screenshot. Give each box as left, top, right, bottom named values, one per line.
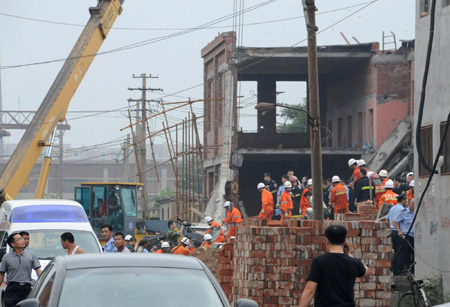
left=0, top=0, right=124, bottom=202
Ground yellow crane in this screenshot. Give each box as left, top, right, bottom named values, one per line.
left=0, top=0, right=124, bottom=202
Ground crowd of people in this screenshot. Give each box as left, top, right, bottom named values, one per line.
left=256, top=158, right=416, bottom=275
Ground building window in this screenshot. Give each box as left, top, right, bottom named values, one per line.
left=419, top=125, right=433, bottom=177
left=357, top=112, right=363, bottom=147
left=327, top=120, right=332, bottom=147
left=337, top=118, right=343, bottom=148
left=440, top=122, right=450, bottom=175
left=420, top=0, right=429, bottom=16
left=346, top=115, right=353, bottom=148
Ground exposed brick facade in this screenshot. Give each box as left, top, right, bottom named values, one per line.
left=219, top=214, right=392, bottom=306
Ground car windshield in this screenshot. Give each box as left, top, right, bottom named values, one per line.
left=26, top=230, right=101, bottom=259
left=58, top=267, right=224, bottom=307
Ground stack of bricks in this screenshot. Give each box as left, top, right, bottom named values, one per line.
left=218, top=214, right=393, bottom=307
left=218, top=237, right=235, bottom=301
left=357, top=204, right=379, bottom=220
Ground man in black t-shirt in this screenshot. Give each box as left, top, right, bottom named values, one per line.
left=299, top=225, right=367, bottom=307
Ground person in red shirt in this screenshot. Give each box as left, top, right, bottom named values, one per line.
left=328, top=176, right=349, bottom=217
left=348, top=158, right=360, bottom=187
left=204, top=216, right=225, bottom=243
left=257, top=183, right=274, bottom=220
left=171, top=237, right=194, bottom=256
left=280, top=181, right=293, bottom=223
left=300, top=179, right=312, bottom=215
left=378, top=179, right=398, bottom=212
left=222, top=201, right=243, bottom=239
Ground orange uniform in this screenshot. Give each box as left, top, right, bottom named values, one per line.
left=374, top=184, right=386, bottom=208
left=222, top=207, right=243, bottom=238
left=205, top=220, right=225, bottom=243
left=258, top=188, right=274, bottom=220
left=329, top=183, right=349, bottom=213
left=280, top=190, right=293, bottom=223
left=171, top=245, right=194, bottom=256
left=378, top=190, right=398, bottom=211
left=406, top=190, right=414, bottom=200
left=300, top=187, right=311, bottom=214
left=353, top=167, right=361, bottom=185
left=203, top=241, right=213, bottom=249
left=154, top=249, right=163, bottom=254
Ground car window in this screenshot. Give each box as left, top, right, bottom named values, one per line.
left=58, top=267, right=225, bottom=307
left=29, top=263, right=55, bottom=303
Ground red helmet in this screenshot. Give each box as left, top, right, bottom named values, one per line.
left=290, top=176, right=298, bottom=183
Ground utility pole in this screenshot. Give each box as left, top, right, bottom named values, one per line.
left=123, top=134, right=130, bottom=182
left=303, top=0, right=324, bottom=220
left=128, top=73, right=162, bottom=216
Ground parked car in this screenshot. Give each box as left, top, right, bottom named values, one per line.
left=17, top=254, right=258, bottom=307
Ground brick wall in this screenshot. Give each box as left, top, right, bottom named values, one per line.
left=218, top=214, right=393, bottom=306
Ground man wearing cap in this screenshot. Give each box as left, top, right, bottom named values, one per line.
left=280, top=181, right=293, bottom=223
left=386, top=194, right=407, bottom=275
left=300, top=179, right=313, bottom=215
left=222, top=202, right=243, bottom=238
left=0, top=233, right=42, bottom=307
left=378, top=180, right=398, bottom=212
left=290, top=176, right=302, bottom=216
left=257, top=183, right=274, bottom=221
left=153, top=242, right=171, bottom=254
left=329, top=176, right=349, bottom=217
left=204, top=216, right=225, bottom=243
left=200, top=234, right=214, bottom=250
left=406, top=180, right=414, bottom=200
left=348, top=158, right=360, bottom=187
left=263, top=172, right=278, bottom=196
left=171, top=237, right=195, bottom=256
left=354, top=168, right=375, bottom=206
left=375, top=170, right=388, bottom=208
left=124, top=235, right=136, bottom=252
left=393, top=198, right=415, bottom=274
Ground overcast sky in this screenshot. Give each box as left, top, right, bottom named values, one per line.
left=0, top=0, right=414, bottom=157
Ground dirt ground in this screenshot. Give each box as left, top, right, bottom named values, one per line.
left=191, top=247, right=220, bottom=281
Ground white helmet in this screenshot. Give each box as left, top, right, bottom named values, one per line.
left=357, top=159, right=366, bottom=167
left=257, top=183, right=265, bottom=190
left=204, top=234, right=213, bottom=241
left=161, top=242, right=170, bottom=248
left=384, top=179, right=394, bottom=189
left=406, top=172, right=414, bottom=179
left=181, top=237, right=190, bottom=245
left=284, top=181, right=292, bottom=188
left=409, top=180, right=415, bottom=187
left=348, top=158, right=356, bottom=167
left=331, top=176, right=340, bottom=183
left=307, top=179, right=313, bottom=186
left=379, top=170, right=388, bottom=177
left=205, top=216, right=213, bottom=223
left=223, top=201, right=231, bottom=208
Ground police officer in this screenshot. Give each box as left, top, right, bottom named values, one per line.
left=393, top=198, right=415, bottom=274
left=0, top=233, right=42, bottom=307
left=386, top=194, right=408, bottom=275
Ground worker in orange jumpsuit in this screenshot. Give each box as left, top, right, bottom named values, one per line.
left=154, top=241, right=171, bottom=254
left=204, top=216, right=225, bottom=243
left=222, top=201, right=242, bottom=238
left=257, top=182, right=274, bottom=220
left=378, top=169, right=389, bottom=185
left=280, top=181, right=293, bottom=223
left=300, top=178, right=312, bottom=215
left=348, top=158, right=360, bottom=187
left=328, top=176, right=349, bottom=217
left=373, top=170, right=388, bottom=208
left=171, top=237, right=194, bottom=256
left=406, top=180, right=414, bottom=200
left=200, top=234, right=214, bottom=250
left=378, top=179, right=398, bottom=212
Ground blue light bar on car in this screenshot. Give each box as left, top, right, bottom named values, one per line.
left=11, top=205, right=89, bottom=223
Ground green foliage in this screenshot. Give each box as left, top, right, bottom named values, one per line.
left=423, top=276, right=445, bottom=305
left=159, top=188, right=175, bottom=197
left=277, top=100, right=308, bottom=133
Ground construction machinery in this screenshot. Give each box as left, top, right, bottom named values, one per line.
left=0, top=0, right=125, bottom=203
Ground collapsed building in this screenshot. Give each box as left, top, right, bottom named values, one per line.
left=201, top=32, right=414, bottom=220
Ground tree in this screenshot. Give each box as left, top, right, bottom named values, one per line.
left=277, top=99, right=308, bottom=133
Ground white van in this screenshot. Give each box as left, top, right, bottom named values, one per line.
left=0, top=199, right=102, bottom=272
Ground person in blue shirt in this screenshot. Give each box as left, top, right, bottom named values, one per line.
left=387, top=193, right=407, bottom=275
left=101, top=224, right=117, bottom=253
left=393, top=198, right=415, bottom=274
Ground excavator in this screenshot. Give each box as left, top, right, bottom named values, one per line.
left=0, top=1, right=125, bottom=217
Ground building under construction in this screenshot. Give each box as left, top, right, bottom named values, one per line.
left=202, top=32, right=414, bottom=220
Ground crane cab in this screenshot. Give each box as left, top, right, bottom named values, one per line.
left=74, top=182, right=143, bottom=239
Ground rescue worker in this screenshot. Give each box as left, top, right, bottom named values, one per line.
left=277, top=175, right=289, bottom=206
left=200, top=234, right=214, bottom=250
left=406, top=180, right=414, bottom=200
left=328, top=176, right=349, bottom=217
left=257, top=183, right=273, bottom=221
left=300, top=179, right=312, bottom=215
left=204, top=216, right=225, bottom=243
left=379, top=179, right=398, bottom=212
left=171, top=237, right=194, bottom=256
left=354, top=168, right=375, bottom=206
left=302, top=191, right=312, bottom=217
left=348, top=158, right=360, bottom=187
left=154, top=242, right=171, bottom=254
left=394, top=176, right=409, bottom=195
left=378, top=170, right=389, bottom=185
left=280, top=181, right=293, bottom=223
left=406, top=172, right=414, bottom=186
left=290, top=176, right=302, bottom=216
left=222, top=201, right=243, bottom=238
